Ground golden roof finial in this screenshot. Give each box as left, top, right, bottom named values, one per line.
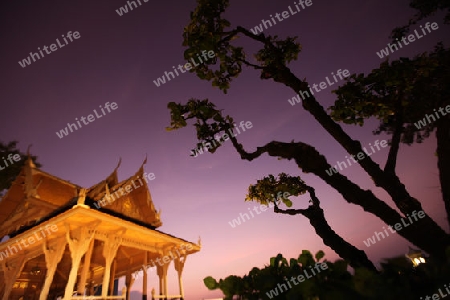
left=115, top=157, right=122, bottom=171
left=26, top=144, right=36, bottom=168
left=77, top=188, right=87, bottom=206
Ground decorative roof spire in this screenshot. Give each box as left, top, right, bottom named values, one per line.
left=134, top=155, right=148, bottom=177
left=77, top=188, right=88, bottom=206
left=26, top=144, right=36, bottom=168
left=115, top=157, right=122, bottom=171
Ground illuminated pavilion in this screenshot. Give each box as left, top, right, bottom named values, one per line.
left=0, top=157, right=200, bottom=300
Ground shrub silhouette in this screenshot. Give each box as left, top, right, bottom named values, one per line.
left=204, top=249, right=450, bottom=299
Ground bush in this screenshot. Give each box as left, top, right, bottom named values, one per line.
left=204, top=249, right=450, bottom=299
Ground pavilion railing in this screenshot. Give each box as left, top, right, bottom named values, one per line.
left=151, top=295, right=182, bottom=300
left=151, top=288, right=183, bottom=300
left=69, top=297, right=126, bottom=300
left=69, top=287, right=127, bottom=300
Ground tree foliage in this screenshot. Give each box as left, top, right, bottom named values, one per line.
left=330, top=43, right=450, bottom=145
left=0, top=141, right=40, bottom=195
left=204, top=250, right=450, bottom=299
left=182, top=0, right=301, bottom=93
left=245, top=173, right=308, bottom=208
left=245, top=173, right=378, bottom=272
left=204, top=250, right=335, bottom=300
left=391, top=0, right=450, bottom=40
left=330, top=42, right=450, bottom=227
left=167, top=0, right=450, bottom=271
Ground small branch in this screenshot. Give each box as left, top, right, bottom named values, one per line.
left=236, top=58, right=264, bottom=70
left=272, top=181, right=378, bottom=271
left=273, top=201, right=308, bottom=215
left=304, top=185, right=320, bottom=207
left=224, top=132, right=417, bottom=240
left=273, top=183, right=319, bottom=215
left=384, top=122, right=402, bottom=174
left=236, top=26, right=271, bottom=45
left=384, top=94, right=403, bottom=174
left=218, top=29, right=239, bottom=44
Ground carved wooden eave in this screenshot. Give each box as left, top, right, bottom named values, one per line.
left=86, top=158, right=121, bottom=199
left=0, top=205, right=201, bottom=299
left=0, top=158, right=164, bottom=240
left=0, top=158, right=201, bottom=299
left=87, top=160, right=162, bottom=228
left=0, top=158, right=80, bottom=239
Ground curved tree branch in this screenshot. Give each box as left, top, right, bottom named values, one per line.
left=180, top=1, right=450, bottom=257
left=219, top=26, right=450, bottom=255
left=384, top=94, right=404, bottom=174
left=436, top=117, right=450, bottom=231
left=226, top=133, right=449, bottom=258
left=274, top=185, right=378, bottom=272
left=167, top=96, right=450, bottom=258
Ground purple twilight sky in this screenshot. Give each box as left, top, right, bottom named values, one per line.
left=0, top=0, right=449, bottom=299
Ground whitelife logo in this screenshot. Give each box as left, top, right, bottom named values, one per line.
left=0, top=153, right=21, bottom=172
left=132, top=244, right=194, bottom=279
left=94, top=172, right=156, bottom=209
left=55, top=102, right=118, bottom=139
left=325, top=139, right=388, bottom=176
left=18, top=31, right=81, bottom=68
left=191, top=121, right=253, bottom=157
left=414, top=104, right=450, bottom=129
left=228, top=192, right=290, bottom=228
left=250, top=0, right=313, bottom=35
left=153, top=50, right=216, bottom=87
left=0, top=225, right=59, bottom=261
left=287, top=69, right=350, bottom=106
left=376, top=22, right=439, bottom=58
left=421, top=282, right=450, bottom=300
left=266, top=262, right=328, bottom=299
left=363, top=210, right=425, bottom=247
left=115, top=0, right=149, bottom=16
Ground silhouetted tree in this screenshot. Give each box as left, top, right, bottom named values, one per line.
left=167, top=0, right=450, bottom=265
left=0, top=141, right=40, bottom=196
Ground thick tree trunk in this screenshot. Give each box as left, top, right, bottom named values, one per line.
left=232, top=27, right=449, bottom=257
left=322, top=169, right=448, bottom=259
left=436, top=117, right=450, bottom=231
left=231, top=139, right=450, bottom=259
left=270, top=65, right=450, bottom=257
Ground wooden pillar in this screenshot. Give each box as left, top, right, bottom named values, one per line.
left=77, top=238, right=94, bottom=294
left=101, top=232, right=123, bottom=298
left=151, top=288, right=156, bottom=300
left=1, top=255, right=26, bottom=300
left=109, top=259, right=117, bottom=295
left=63, top=224, right=96, bottom=300
left=163, top=263, right=169, bottom=300
left=89, top=270, right=96, bottom=296
left=39, top=238, right=66, bottom=300
left=125, top=271, right=135, bottom=300
left=156, top=264, right=163, bottom=297
left=0, top=281, right=4, bottom=299
left=156, top=261, right=168, bottom=300
left=121, top=286, right=128, bottom=298
left=174, top=254, right=187, bottom=300
left=143, top=253, right=148, bottom=300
